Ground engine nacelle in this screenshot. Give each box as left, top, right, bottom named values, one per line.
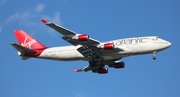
left=92, top=67, right=108, bottom=74
left=72, top=34, right=89, bottom=41
left=97, top=67, right=108, bottom=74
left=109, top=62, right=125, bottom=69
left=100, top=43, right=114, bottom=50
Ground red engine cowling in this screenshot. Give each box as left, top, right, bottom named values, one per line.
left=109, top=62, right=125, bottom=68
left=103, top=43, right=114, bottom=50
left=74, top=34, right=89, bottom=41
left=97, top=67, right=108, bottom=74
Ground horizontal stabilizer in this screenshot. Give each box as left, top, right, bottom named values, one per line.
left=10, top=43, right=36, bottom=54
left=22, top=56, right=30, bottom=60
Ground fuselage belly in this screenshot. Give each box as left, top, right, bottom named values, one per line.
left=37, top=36, right=171, bottom=61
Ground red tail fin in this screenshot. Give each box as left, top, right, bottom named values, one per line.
left=14, top=30, right=47, bottom=50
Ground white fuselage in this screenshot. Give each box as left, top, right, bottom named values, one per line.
left=26, top=36, right=171, bottom=61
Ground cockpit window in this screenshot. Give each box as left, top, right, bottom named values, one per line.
left=152, top=37, right=158, bottom=41
left=156, top=36, right=159, bottom=40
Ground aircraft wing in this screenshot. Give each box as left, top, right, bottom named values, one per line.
left=74, top=65, right=108, bottom=74
left=41, top=19, right=100, bottom=46
left=73, top=65, right=91, bottom=72
left=41, top=19, right=121, bottom=74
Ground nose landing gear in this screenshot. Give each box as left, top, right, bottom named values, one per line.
left=152, top=52, right=156, bottom=60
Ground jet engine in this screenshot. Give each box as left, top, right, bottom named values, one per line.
left=72, top=34, right=89, bottom=41
left=92, top=67, right=108, bottom=74
left=109, top=62, right=125, bottom=68
left=97, top=67, right=108, bottom=74
left=100, top=43, right=114, bottom=50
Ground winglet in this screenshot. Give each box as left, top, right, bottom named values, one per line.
left=73, top=68, right=78, bottom=72
left=41, top=19, right=49, bottom=24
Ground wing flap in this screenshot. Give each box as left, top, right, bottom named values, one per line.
left=62, top=36, right=80, bottom=46
left=77, top=45, right=100, bottom=58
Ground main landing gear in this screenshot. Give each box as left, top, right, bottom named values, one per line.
left=152, top=52, right=156, bottom=60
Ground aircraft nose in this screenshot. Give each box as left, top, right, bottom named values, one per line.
left=164, top=40, right=171, bottom=48
left=153, top=38, right=171, bottom=51
left=167, top=41, right=171, bottom=47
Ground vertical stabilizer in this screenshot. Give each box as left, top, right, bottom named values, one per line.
left=14, top=30, right=47, bottom=50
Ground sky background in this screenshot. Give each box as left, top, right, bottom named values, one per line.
left=0, top=0, right=179, bottom=97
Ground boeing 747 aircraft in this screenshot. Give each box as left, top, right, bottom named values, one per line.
left=11, top=19, right=171, bottom=74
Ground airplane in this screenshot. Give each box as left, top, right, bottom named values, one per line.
left=11, top=19, right=171, bottom=74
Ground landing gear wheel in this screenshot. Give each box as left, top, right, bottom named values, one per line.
left=152, top=52, right=156, bottom=60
